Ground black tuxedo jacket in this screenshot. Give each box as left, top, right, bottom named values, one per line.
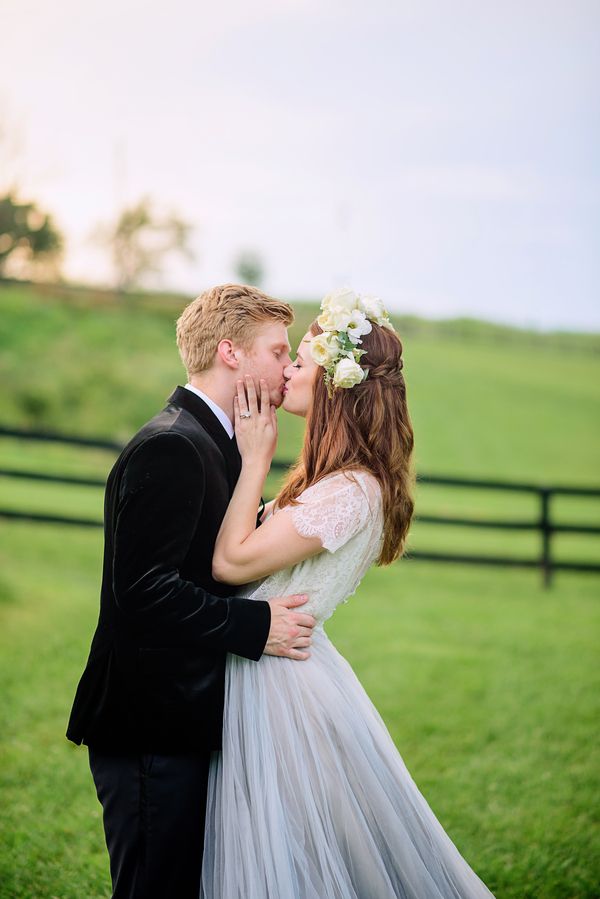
left=66, top=386, right=271, bottom=752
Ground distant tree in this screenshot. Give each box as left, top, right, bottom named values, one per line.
left=0, top=192, right=63, bottom=279
left=102, top=197, right=194, bottom=291
left=234, top=250, right=265, bottom=287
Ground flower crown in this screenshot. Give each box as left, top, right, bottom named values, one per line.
left=309, top=288, right=395, bottom=394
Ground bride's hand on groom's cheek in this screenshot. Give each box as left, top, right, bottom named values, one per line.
left=234, top=375, right=278, bottom=467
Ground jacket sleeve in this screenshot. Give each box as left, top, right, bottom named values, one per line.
left=112, top=431, right=271, bottom=661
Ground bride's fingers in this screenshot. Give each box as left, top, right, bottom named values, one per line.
left=259, top=379, right=269, bottom=417
left=237, top=379, right=249, bottom=416
left=245, top=375, right=259, bottom=416
left=233, top=395, right=240, bottom=425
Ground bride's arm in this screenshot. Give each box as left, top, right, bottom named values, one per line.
left=212, top=377, right=323, bottom=585
left=213, top=478, right=323, bottom=585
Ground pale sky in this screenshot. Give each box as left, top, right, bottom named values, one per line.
left=1, top=0, right=598, bottom=330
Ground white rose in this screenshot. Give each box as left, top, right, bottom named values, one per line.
left=321, top=287, right=359, bottom=315
left=317, top=309, right=334, bottom=330
left=345, top=310, right=372, bottom=345
left=310, top=332, right=341, bottom=367
left=359, top=294, right=387, bottom=323
left=317, top=305, right=352, bottom=332
left=332, top=356, right=366, bottom=388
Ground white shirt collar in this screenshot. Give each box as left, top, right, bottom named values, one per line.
left=184, top=383, right=234, bottom=439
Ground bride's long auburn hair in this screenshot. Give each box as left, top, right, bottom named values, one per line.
left=276, top=319, right=416, bottom=565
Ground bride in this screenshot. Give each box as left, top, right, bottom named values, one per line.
left=201, top=289, right=496, bottom=899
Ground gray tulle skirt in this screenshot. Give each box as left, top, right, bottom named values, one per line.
left=200, top=628, right=496, bottom=898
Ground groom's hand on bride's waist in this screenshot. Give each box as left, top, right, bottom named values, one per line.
left=264, top=594, right=315, bottom=661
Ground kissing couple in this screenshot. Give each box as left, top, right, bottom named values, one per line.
left=67, top=284, right=496, bottom=898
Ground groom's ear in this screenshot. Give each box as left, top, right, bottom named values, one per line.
left=216, top=338, right=241, bottom=370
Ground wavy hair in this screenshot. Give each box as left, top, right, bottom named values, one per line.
left=276, top=319, right=415, bottom=565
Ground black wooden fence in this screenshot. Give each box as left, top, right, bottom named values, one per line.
left=1, top=425, right=599, bottom=589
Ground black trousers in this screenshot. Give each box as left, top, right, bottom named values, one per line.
left=88, top=747, right=212, bottom=899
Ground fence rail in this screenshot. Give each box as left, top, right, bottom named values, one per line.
left=1, top=425, right=599, bottom=588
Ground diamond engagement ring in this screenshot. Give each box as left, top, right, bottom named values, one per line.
left=240, top=411, right=252, bottom=419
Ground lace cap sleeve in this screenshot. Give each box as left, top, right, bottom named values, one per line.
left=287, top=471, right=381, bottom=553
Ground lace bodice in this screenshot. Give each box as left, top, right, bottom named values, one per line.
left=244, top=470, right=384, bottom=626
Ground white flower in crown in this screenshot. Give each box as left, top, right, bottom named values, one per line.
left=310, top=331, right=342, bottom=367
left=317, top=287, right=362, bottom=331
left=332, top=356, right=366, bottom=388
left=310, top=286, right=395, bottom=394
left=359, top=294, right=395, bottom=331
left=317, top=305, right=352, bottom=333
left=358, top=294, right=385, bottom=321
left=321, top=287, right=360, bottom=314
left=345, top=309, right=372, bottom=345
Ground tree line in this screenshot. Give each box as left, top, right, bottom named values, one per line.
left=0, top=191, right=264, bottom=291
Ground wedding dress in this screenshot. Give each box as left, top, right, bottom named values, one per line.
left=200, top=470, right=496, bottom=898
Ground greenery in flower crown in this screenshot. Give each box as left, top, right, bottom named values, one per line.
left=309, top=288, right=395, bottom=395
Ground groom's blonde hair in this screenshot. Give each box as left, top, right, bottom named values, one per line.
left=176, top=284, right=294, bottom=375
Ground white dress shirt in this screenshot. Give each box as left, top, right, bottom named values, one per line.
left=184, top=383, right=234, bottom=439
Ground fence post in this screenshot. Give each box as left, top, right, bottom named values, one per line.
left=540, top=488, right=553, bottom=589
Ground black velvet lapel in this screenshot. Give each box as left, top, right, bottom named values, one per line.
left=168, top=386, right=241, bottom=492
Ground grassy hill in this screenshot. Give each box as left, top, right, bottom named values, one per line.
left=1, top=281, right=599, bottom=897
left=1, top=281, right=599, bottom=560
left=1, top=281, right=599, bottom=475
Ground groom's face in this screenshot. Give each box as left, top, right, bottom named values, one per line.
left=236, top=321, right=292, bottom=408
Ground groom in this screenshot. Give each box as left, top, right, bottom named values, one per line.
left=67, top=284, right=316, bottom=899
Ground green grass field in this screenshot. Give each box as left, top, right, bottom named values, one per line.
left=1, top=524, right=598, bottom=898
left=1, top=283, right=599, bottom=897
